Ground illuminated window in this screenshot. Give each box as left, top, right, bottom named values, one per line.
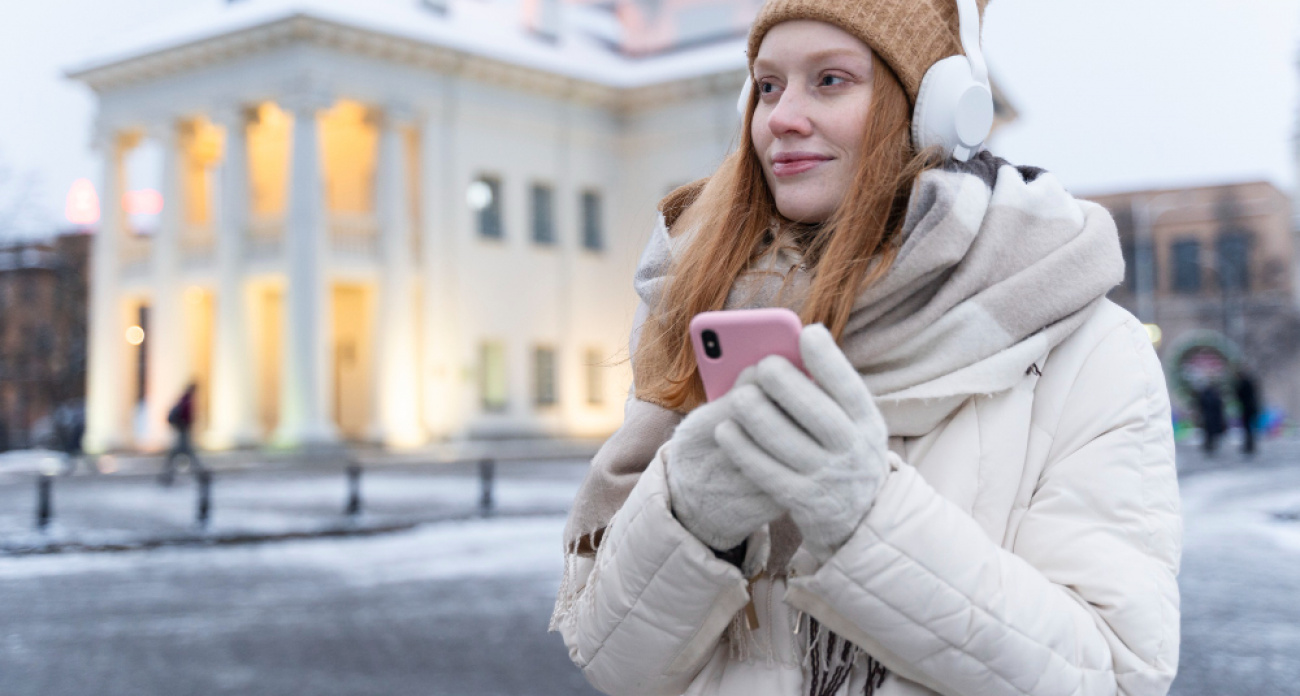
left=534, top=346, right=556, bottom=407
left=581, top=189, right=603, bottom=251
left=248, top=103, right=291, bottom=218
left=319, top=100, right=378, bottom=214
left=532, top=183, right=555, bottom=245
left=585, top=347, right=604, bottom=405
left=480, top=341, right=507, bottom=412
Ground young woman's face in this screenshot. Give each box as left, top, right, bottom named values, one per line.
left=750, top=21, right=875, bottom=224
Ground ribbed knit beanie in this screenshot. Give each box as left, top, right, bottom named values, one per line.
left=747, top=0, right=989, bottom=106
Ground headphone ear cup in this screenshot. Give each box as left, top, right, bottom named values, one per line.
left=912, top=56, right=994, bottom=161
left=737, top=78, right=753, bottom=119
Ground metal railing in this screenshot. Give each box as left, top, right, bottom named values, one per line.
left=23, top=452, right=581, bottom=536
left=329, top=212, right=379, bottom=258
left=247, top=216, right=285, bottom=260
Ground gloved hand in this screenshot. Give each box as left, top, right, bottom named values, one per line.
left=667, top=375, right=784, bottom=552
left=716, top=324, right=889, bottom=563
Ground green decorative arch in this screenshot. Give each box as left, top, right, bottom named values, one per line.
left=1163, top=329, right=1241, bottom=413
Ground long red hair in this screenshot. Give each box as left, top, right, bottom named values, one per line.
left=633, top=52, right=939, bottom=412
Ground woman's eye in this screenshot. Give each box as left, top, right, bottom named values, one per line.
left=819, top=75, right=846, bottom=87
left=759, top=81, right=777, bottom=94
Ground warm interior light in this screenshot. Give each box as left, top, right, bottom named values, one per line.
left=125, top=325, right=145, bottom=345
left=65, top=178, right=100, bottom=225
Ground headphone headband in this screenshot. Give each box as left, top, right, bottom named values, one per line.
left=955, top=0, right=988, bottom=86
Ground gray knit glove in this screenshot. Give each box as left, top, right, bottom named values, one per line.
left=716, top=324, right=889, bottom=563
left=667, top=381, right=784, bottom=552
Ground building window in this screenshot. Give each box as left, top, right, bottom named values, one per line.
left=1216, top=232, right=1251, bottom=292
left=531, top=183, right=555, bottom=245
left=1171, top=239, right=1201, bottom=294
left=471, top=176, right=503, bottom=240
left=534, top=346, right=556, bottom=407
left=479, top=340, right=507, bottom=412
left=581, top=190, right=603, bottom=252
left=585, top=347, right=604, bottom=405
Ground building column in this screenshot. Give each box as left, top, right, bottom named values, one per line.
left=373, top=103, right=424, bottom=447
left=84, top=131, right=131, bottom=453
left=419, top=78, right=463, bottom=437
left=144, top=119, right=188, bottom=450
left=208, top=106, right=258, bottom=448
left=555, top=102, right=579, bottom=432
left=274, top=94, right=337, bottom=447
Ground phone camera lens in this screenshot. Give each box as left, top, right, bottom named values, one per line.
left=701, top=330, right=722, bottom=359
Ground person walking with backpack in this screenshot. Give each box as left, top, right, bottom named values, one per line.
left=551, top=1, right=1181, bottom=694
left=160, top=382, right=203, bottom=486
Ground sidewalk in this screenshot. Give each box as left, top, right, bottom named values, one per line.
left=0, top=441, right=600, bottom=556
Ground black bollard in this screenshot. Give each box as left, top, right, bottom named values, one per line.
left=479, top=458, right=495, bottom=516
left=36, top=475, right=53, bottom=530
left=346, top=463, right=362, bottom=516
left=196, top=469, right=212, bottom=527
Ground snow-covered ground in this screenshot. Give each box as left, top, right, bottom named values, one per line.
left=1170, top=462, right=1300, bottom=696
left=0, top=515, right=598, bottom=696
left=0, top=447, right=1296, bottom=695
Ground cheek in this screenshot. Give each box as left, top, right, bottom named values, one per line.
left=830, top=96, right=872, bottom=159
left=750, top=110, right=772, bottom=157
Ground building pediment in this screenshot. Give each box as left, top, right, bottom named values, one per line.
left=66, top=4, right=747, bottom=104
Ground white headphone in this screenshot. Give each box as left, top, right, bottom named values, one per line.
left=740, top=0, right=994, bottom=163
left=912, top=0, right=994, bottom=162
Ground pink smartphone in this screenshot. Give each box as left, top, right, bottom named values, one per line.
left=690, top=308, right=805, bottom=402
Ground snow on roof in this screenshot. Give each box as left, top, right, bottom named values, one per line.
left=67, top=0, right=750, bottom=89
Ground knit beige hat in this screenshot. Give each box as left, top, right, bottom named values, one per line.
left=747, top=0, right=989, bottom=106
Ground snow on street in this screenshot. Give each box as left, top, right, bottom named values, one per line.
left=0, top=446, right=1296, bottom=695
left=0, top=515, right=600, bottom=696
left=1170, top=460, right=1300, bottom=696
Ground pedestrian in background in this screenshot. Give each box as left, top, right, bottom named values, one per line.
left=160, top=382, right=202, bottom=486
left=1234, top=368, right=1260, bottom=456
left=54, top=401, right=88, bottom=475
left=552, top=0, right=1181, bottom=694
left=1197, top=384, right=1226, bottom=455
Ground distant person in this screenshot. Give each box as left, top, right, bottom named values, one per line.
left=54, top=402, right=89, bottom=475
left=1197, top=385, right=1226, bottom=454
left=160, top=383, right=203, bottom=486
left=1234, top=369, right=1260, bottom=456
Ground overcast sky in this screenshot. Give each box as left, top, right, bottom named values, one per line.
left=1, top=0, right=1298, bottom=237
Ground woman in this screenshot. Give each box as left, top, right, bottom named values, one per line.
left=552, top=1, right=1181, bottom=694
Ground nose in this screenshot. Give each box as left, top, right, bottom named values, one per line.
left=766, top=85, right=813, bottom=138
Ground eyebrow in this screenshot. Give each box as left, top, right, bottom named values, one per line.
left=752, top=48, right=871, bottom=73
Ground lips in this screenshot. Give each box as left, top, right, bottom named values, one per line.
left=771, top=152, right=831, bottom=177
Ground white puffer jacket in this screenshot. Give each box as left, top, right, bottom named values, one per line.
left=558, top=299, right=1181, bottom=696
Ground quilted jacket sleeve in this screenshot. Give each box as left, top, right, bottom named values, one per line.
left=783, top=316, right=1181, bottom=695
left=557, top=446, right=752, bottom=696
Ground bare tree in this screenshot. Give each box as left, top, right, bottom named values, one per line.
left=0, top=150, right=44, bottom=241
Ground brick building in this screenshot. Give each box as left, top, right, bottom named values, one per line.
left=0, top=232, right=91, bottom=450
left=1086, top=181, right=1300, bottom=429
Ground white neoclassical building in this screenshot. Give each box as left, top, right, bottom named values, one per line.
left=71, top=0, right=758, bottom=452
